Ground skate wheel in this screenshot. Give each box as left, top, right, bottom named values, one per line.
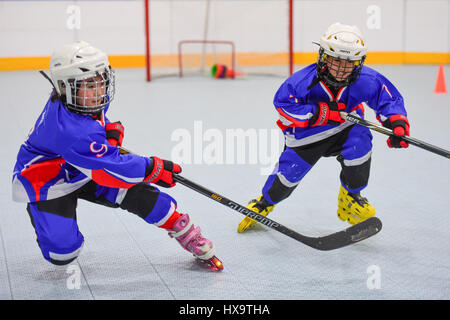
left=208, top=256, right=224, bottom=271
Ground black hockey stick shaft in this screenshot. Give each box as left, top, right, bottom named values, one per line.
left=172, top=174, right=382, bottom=250
left=343, top=113, right=450, bottom=159
left=118, top=146, right=382, bottom=251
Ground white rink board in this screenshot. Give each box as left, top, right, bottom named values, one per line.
left=0, top=0, right=448, bottom=57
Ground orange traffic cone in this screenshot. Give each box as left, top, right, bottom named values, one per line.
left=434, top=65, right=447, bottom=94
left=211, top=64, right=243, bottom=79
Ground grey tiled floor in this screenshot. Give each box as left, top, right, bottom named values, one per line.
left=1, top=66, right=449, bottom=299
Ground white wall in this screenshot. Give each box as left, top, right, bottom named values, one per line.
left=405, top=0, right=449, bottom=52
left=296, top=0, right=406, bottom=52
left=0, top=0, right=448, bottom=57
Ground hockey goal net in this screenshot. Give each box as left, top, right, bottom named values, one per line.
left=144, top=0, right=293, bottom=81
left=178, top=40, right=236, bottom=78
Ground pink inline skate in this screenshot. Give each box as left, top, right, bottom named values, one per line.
left=168, top=213, right=223, bottom=271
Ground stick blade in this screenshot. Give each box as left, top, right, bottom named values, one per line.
left=302, top=217, right=383, bottom=251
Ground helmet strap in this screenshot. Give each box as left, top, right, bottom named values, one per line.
left=39, top=70, right=59, bottom=94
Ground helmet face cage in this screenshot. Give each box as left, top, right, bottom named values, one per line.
left=316, top=48, right=365, bottom=88
left=59, top=66, right=115, bottom=115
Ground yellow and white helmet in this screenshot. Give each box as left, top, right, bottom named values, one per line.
left=320, top=22, right=367, bottom=60
left=316, top=23, right=367, bottom=87
left=49, top=41, right=115, bottom=115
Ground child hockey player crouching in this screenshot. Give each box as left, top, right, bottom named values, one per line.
left=12, top=41, right=222, bottom=270
left=238, top=23, right=410, bottom=232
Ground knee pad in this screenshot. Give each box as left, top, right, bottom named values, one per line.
left=279, top=147, right=313, bottom=182
left=342, top=126, right=373, bottom=160
left=120, top=183, right=176, bottom=222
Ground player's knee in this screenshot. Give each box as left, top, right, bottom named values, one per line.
left=120, top=183, right=176, bottom=222
left=120, top=183, right=158, bottom=218
left=347, top=130, right=373, bottom=153
left=340, top=149, right=372, bottom=168
left=355, top=139, right=372, bottom=156
left=36, top=231, right=84, bottom=266
left=279, top=148, right=313, bottom=182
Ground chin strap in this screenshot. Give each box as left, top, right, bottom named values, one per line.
left=39, top=70, right=63, bottom=100
left=39, top=70, right=57, bottom=91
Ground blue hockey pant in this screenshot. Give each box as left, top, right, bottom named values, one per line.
left=262, top=124, right=373, bottom=204
left=26, top=181, right=176, bottom=265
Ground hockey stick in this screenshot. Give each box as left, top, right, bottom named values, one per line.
left=342, top=112, right=450, bottom=159
left=118, top=146, right=382, bottom=251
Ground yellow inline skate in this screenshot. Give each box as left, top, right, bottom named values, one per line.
left=337, top=186, right=375, bottom=225
left=237, top=195, right=276, bottom=233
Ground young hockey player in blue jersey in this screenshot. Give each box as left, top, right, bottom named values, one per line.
left=238, top=23, right=410, bottom=232
left=12, top=41, right=223, bottom=270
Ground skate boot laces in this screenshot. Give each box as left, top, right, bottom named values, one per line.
left=249, top=197, right=273, bottom=213
left=349, top=193, right=369, bottom=207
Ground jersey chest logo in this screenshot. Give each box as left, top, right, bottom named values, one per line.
left=90, top=142, right=108, bottom=158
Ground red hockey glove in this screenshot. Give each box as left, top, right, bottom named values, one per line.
left=383, top=115, right=410, bottom=149
left=106, top=121, right=125, bottom=147
left=310, top=102, right=346, bottom=126
left=144, top=157, right=182, bottom=188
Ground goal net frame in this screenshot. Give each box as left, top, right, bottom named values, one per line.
left=143, top=0, right=294, bottom=82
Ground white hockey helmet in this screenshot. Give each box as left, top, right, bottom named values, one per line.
left=315, top=23, right=367, bottom=88
left=49, top=40, right=115, bottom=115
left=319, top=23, right=367, bottom=61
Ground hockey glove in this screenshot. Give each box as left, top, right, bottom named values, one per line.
left=144, top=157, right=182, bottom=188
left=310, top=102, right=346, bottom=126
left=106, top=121, right=125, bottom=147
left=383, top=115, right=410, bottom=148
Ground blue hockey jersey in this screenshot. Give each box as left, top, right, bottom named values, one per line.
left=274, top=64, right=407, bottom=147
left=12, top=96, right=151, bottom=203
